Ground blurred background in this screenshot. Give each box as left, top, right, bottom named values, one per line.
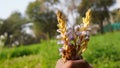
left=0, top=0, right=120, bottom=68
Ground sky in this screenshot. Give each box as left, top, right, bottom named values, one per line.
left=0, top=0, right=120, bottom=19
left=110, top=0, right=120, bottom=10
left=0, top=0, right=35, bottom=19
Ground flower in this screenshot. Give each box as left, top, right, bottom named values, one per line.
left=57, top=40, right=64, bottom=45
left=56, top=9, right=91, bottom=62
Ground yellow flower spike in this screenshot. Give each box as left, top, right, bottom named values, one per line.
left=83, top=9, right=92, bottom=29
left=77, top=9, right=92, bottom=56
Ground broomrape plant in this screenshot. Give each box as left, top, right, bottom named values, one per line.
left=56, top=9, right=92, bottom=62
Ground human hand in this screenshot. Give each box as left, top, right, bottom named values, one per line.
left=55, top=59, right=92, bottom=68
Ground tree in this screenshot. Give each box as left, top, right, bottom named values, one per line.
left=0, top=12, right=27, bottom=46
left=78, top=0, right=116, bottom=33
left=26, top=0, right=58, bottom=38
left=111, top=8, right=120, bottom=22
left=0, top=19, right=4, bottom=30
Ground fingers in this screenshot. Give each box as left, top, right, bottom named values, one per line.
left=55, top=59, right=64, bottom=68
left=71, top=60, right=92, bottom=68
left=55, top=59, right=93, bottom=68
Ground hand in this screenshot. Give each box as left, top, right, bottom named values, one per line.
left=55, top=59, right=92, bottom=68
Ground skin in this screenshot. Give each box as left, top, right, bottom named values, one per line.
left=55, top=59, right=93, bottom=68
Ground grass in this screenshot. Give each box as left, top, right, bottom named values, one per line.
left=0, top=44, right=41, bottom=59
left=0, top=55, right=41, bottom=68
left=83, top=31, right=120, bottom=68
left=0, top=40, right=60, bottom=68
left=0, top=31, right=120, bottom=68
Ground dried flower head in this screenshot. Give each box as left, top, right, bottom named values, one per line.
left=56, top=9, right=92, bottom=62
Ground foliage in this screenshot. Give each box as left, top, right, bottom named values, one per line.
left=0, top=55, right=41, bottom=68
left=0, top=32, right=120, bottom=68
left=1, top=12, right=27, bottom=35
left=111, top=8, right=120, bottom=22
left=78, top=0, right=116, bottom=33
left=83, top=32, right=120, bottom=68
left=0, top=12, right=28, bottom=46
left=0, top=40, right=59, bottom=68
left=26, top=1, right=58, bottom=38
left=0, top=44, right=40, bottom=60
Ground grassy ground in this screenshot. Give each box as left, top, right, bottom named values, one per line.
left=0, top=31, right=120, bottom=68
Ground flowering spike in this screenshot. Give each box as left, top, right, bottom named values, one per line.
left=82, top=9, right=92, bottom=29
left=56, top=9, right=92, bottom=62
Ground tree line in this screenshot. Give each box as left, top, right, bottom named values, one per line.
left=0, top=0, right=119, bottom=47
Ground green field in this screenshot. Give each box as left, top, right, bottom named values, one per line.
left=0, top=32, right=120, bottom=68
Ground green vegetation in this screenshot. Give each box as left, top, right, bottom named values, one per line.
left=0, top=44, right=40, bottom=60
left=83, top=31, right=120, bottom=68
left=0, top=32, right=120, bottom=68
